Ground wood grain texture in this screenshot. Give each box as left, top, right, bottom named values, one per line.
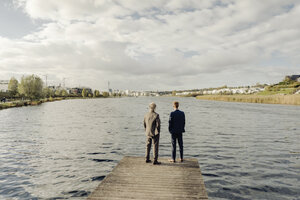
left=87, top=156, right=208, bottom=200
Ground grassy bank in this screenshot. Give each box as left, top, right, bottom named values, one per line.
left=196, top=95, right=300, bottom=105
left=0, top=96, right=114, bottom=111
left=0, top=97, right=66, bottom=110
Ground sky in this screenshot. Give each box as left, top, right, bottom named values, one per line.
left=0, top=0, right=299, bottom=91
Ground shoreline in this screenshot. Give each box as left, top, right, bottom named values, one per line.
left=195, top=94, right=300, bottom=106
left=0, top=97, right=109, bottom=110
left=2, top=95, right=300, bottom=110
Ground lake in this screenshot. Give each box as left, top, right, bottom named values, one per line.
left=0, top=97, right=299, bottom=200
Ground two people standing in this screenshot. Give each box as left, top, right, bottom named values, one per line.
left=143, top=101, right=185, bottom=165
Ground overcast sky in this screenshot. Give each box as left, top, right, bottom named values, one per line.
left=0, top=0, right=299, bottom=91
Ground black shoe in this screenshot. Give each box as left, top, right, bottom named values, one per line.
left=153, top=161, right=161, bottom=165
left=146, top=159, right=151, bottom=163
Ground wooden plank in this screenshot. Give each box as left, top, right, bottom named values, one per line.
left=87, top=156, right=208, bottom=200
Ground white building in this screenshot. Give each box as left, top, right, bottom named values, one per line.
left=0, top=80, right=9, bottom=92
left=201, top=87, right=264, bottom=95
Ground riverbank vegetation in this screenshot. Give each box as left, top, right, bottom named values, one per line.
left=257, top=76, right=300, bottom=95
left=0, top=74, right=111, bottom=110
left=196, top=94, right=300, bottom=105
left=0, top=97, right=64, bottom=110
left=195, top=76, right=300, bottom=105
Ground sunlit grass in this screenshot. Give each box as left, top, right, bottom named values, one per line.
left=196, top=94, right=300, bottom=105
left=258, top=88, right=296, bottom=95
left=0, top=97, right=66, bottom=110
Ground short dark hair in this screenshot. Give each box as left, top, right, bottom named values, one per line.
left=173, top=101, right=179, bottom=108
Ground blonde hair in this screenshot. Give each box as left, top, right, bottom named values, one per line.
left=149, top=102, right=156, bottom=110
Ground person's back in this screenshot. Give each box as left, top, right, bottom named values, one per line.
left=169, top=110, right=185, bottom=134
left=168, top=101, right=185, bottom=162
left=144, top=111, right=160, bottom=137
left=143, top=102, right=161, bottom=165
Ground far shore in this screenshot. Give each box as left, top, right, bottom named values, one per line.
left=0, top=96, right=111, bottom=110
left=2, top=94, right=300, bottom=111
left=0, top=97, right=67, bottom=110
left=195, top=94, right=300, bottom=106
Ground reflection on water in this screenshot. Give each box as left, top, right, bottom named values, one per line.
left=0, top=97, right=299, bottom=199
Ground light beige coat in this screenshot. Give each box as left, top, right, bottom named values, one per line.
left=144, top=111, right=161, bottom=137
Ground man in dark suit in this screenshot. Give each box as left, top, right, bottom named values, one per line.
left=168, top=101, right=185, bottom=162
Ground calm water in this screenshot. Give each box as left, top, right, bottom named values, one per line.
left=0, top=97, right=299, bottom=200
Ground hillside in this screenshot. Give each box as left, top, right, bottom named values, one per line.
left=258, top=76, right=300, bottom=95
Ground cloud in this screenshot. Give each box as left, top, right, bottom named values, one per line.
left=0, top=0, right=299, bottom=90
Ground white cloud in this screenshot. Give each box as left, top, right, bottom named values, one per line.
left=0, top=0, right=299, bottom=90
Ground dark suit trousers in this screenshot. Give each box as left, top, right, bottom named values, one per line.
left=171, top=133, right=183, bottom=160
left=145, top=134, right=159, bottom=161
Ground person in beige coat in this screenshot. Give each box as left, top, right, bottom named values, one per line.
left=144, top=102, right=161, bottom=165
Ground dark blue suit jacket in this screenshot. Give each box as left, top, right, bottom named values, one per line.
left=169, top=110, right=185, bottom=134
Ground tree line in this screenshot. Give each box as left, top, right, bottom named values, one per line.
left=5, top=75, right=104, bottom=100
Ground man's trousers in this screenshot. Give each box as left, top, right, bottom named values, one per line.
left=145, top=134, right=160, bottom=161
left=171, top=132, right=183, bottom=161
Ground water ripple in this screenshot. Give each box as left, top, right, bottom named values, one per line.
left=0, top=97, right=299, bottom=199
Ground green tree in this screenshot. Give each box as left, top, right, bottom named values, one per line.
left=82, top=88, right=87, bottom=97
left=102, top=91, right=109, bottom=97
left=55, top=89, right=62, bottom=97
left=18, top=75, right=43, bottom=100
left=172, top=91, right=176, bottom=96
left=61, top=89, right=68, bottom=97
left=8, top=77, right=19, bottom=96
left=93, top=90, right=100, bottom=97
left=43, top=87, right=54, bottom=98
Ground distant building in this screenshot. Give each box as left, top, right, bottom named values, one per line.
left=70, top=87, right=83, bottom=95
left=286, top=75, right=300, bottom=82
left=48, top=86, right=56, bottom=90
left=70, top=87, right=92, bottom=95
left=0, top=80, right=9, bottom=92
left=48, top=85, right=70, bottom=94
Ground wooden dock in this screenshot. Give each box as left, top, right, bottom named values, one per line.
left=87, top=156, right=208, bottom=200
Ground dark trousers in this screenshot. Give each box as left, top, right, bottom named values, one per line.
left=171, top=133, right=183, bottom=160
left=145, top=134, right=160, bottom=161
